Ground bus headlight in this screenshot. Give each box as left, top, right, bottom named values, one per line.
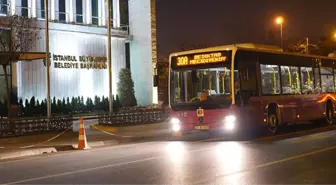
left=171, top=118, right=181, bottom=132
left=224, top=115, right=236, bottom=130
left=172, top=123, right=181, bottom=132
left=171, top=118, right=180, bottom=124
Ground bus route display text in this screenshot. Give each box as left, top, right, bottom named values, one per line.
left=172, top=51, right=228, bottom=68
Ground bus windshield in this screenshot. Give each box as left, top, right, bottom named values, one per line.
left=171, top=66, right=234, bottom=110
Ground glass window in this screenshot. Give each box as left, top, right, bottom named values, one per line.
left=21, top=0, right=29, bottom=17
left=0, top=65, right=10, bottom=75
left=120, top=0, right=128, bottom=25
left=171, top=66, right=233, bottom=109
left=0, top=76, right=5, bottom=100
left=301, top=67, right=313, bottom=94
left=0, top=76, right=10, bottom=101
left=76, top=0, right=83, bottom=23
left=173, top=67, right=231, bottom=103
left=321, top=75, right=334, bottom=92
left=40, top=0, right=45, bottom=19
left=260, top=64, right=280, bottom=95
left=0, top=0, right=8, bottom=15
left=59, top=0, right=66, bottom=21
left=314, top=68, right=321, bottom=93
left=281, top=66, right=301, bottom=95
left=218, top=68, right=231, bottom=94
left=320, top=67, right=333, bottom=75
left=91, top=0, right=98, bottom=25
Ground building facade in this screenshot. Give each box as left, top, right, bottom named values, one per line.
left=0, top=0, right=132, bottom=103
left=129, top=0, right=158, bottom=106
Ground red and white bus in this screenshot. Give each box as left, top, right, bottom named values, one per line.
left=168, top=43, right=336, bottom=134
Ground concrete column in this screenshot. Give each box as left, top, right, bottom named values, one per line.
left=15, top=0, right=21, bottom=16
left=112, top=0, right=119, bottom=28
left=54, top=0, right=59, bottom=20
left=97, top=0, right=101, bottom=25
left=101, top=0, right=105, bottom=26
left=129, top=0, right=157, bottom=105
left=82, top=0, right=86, bottom=23
left=28, top=0, right=32, bottom=17
left=85, top=0, right=92, bottom=24
left=71, top=0, right=76, bottom=22
left=66, top=0, right=70, bottom=21
left=51, top=0, right=56, bottom=20
left=10, top=0, right=15, bottom=15
left=31, top=0, right=37, bottom=17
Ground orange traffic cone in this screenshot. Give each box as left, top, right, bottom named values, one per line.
left=77, top=118, right=88, bottom=149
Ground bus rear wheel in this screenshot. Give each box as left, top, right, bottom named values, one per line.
left=324, top=102, right=334, bottom=125
left=268, top=112, right=279, bottom=135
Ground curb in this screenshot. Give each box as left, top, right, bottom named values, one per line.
left=0, top=127, right=171, bottom=161
left=0, top=147, right=57, bottom=160
left=0, top=139, right=124, bottom=161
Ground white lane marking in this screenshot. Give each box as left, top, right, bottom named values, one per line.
left=3, top=146, right=213, bottom=185
left=191, top=145, right=336, bottom=184
left=0, top=141, right=156, bottom=165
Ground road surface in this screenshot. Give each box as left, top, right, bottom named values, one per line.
left=1, top=125, right=336, bottom=184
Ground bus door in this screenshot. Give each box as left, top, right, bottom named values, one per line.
left=237, top=60, right=263, bottom=125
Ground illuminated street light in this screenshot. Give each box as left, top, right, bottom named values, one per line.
left=275, top=16, right=284, bottom=49
left=275, top=16, right=284, bottom=25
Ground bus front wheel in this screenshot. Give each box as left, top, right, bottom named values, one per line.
left=268, top=111, right=279, bottom=135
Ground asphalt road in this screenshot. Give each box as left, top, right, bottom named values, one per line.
left=1, top=125, right=336, bottom=184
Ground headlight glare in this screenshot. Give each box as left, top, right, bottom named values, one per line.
left=171, top=118, right=180, bottom=124
left=172, top=123, right=181, bottom=132
left=224, top=115, right=236, bottom=130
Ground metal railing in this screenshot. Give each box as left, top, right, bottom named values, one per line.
left=97, top=107, right=169, bottom=126
left=15, top=6, right=31, bottom=17
left=91, top=16, right=102, bottom=26
left=36, top=9, right=51, bottom=20
left=74, top=13, right=84, bottom=24
left=0, top=114, right=73, bottom=138
left=55, top=11, right=68, bottom=22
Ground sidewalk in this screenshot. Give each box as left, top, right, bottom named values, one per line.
left=0, top=120, right=171, bottom=160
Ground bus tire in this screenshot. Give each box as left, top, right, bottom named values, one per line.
left=324, top=101, right=334, bottom=125
left=267, top=105, right=279, bottom=135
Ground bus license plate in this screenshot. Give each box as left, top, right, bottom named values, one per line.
left=197, top=108, right=204, bottom=117
left=194, top=125, right=209, bottom=130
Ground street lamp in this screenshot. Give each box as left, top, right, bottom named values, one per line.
left=44, top=0, right=51, bottom=119
left=275, top=16, right=284, bottom=49
left=107, top=0, right=113, bottom=114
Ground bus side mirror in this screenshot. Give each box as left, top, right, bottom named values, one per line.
left=153, top=75, right=158, bottom=87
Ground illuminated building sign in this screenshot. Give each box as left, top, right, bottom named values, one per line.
left=171, top=51, right=230, bottom=68
left=53, top=54, right=107, bottom=69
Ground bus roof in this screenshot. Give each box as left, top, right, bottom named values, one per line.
left=169, top=43, right=336, bottom=61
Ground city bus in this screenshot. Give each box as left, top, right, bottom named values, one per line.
left=168, top=43, right=336, bottom=134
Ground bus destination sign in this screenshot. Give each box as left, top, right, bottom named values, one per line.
left=173, top=51, right=228, bottom=68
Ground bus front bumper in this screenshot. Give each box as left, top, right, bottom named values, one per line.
left=170, top=116, right=237, bottom=133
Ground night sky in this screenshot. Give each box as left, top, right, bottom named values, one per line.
left=156, top=0, right=336, bottom=57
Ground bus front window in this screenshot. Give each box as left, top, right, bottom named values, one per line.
left=171, top=67, right=232, bottom=110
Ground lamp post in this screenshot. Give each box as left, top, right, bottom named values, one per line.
left=107, top=0, right=113, bottom=114
left=306, top=37, right=309, bottom=54
left=44, top=0, right=51, bottom=119
left=275, top=16, right=284, bottom=49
